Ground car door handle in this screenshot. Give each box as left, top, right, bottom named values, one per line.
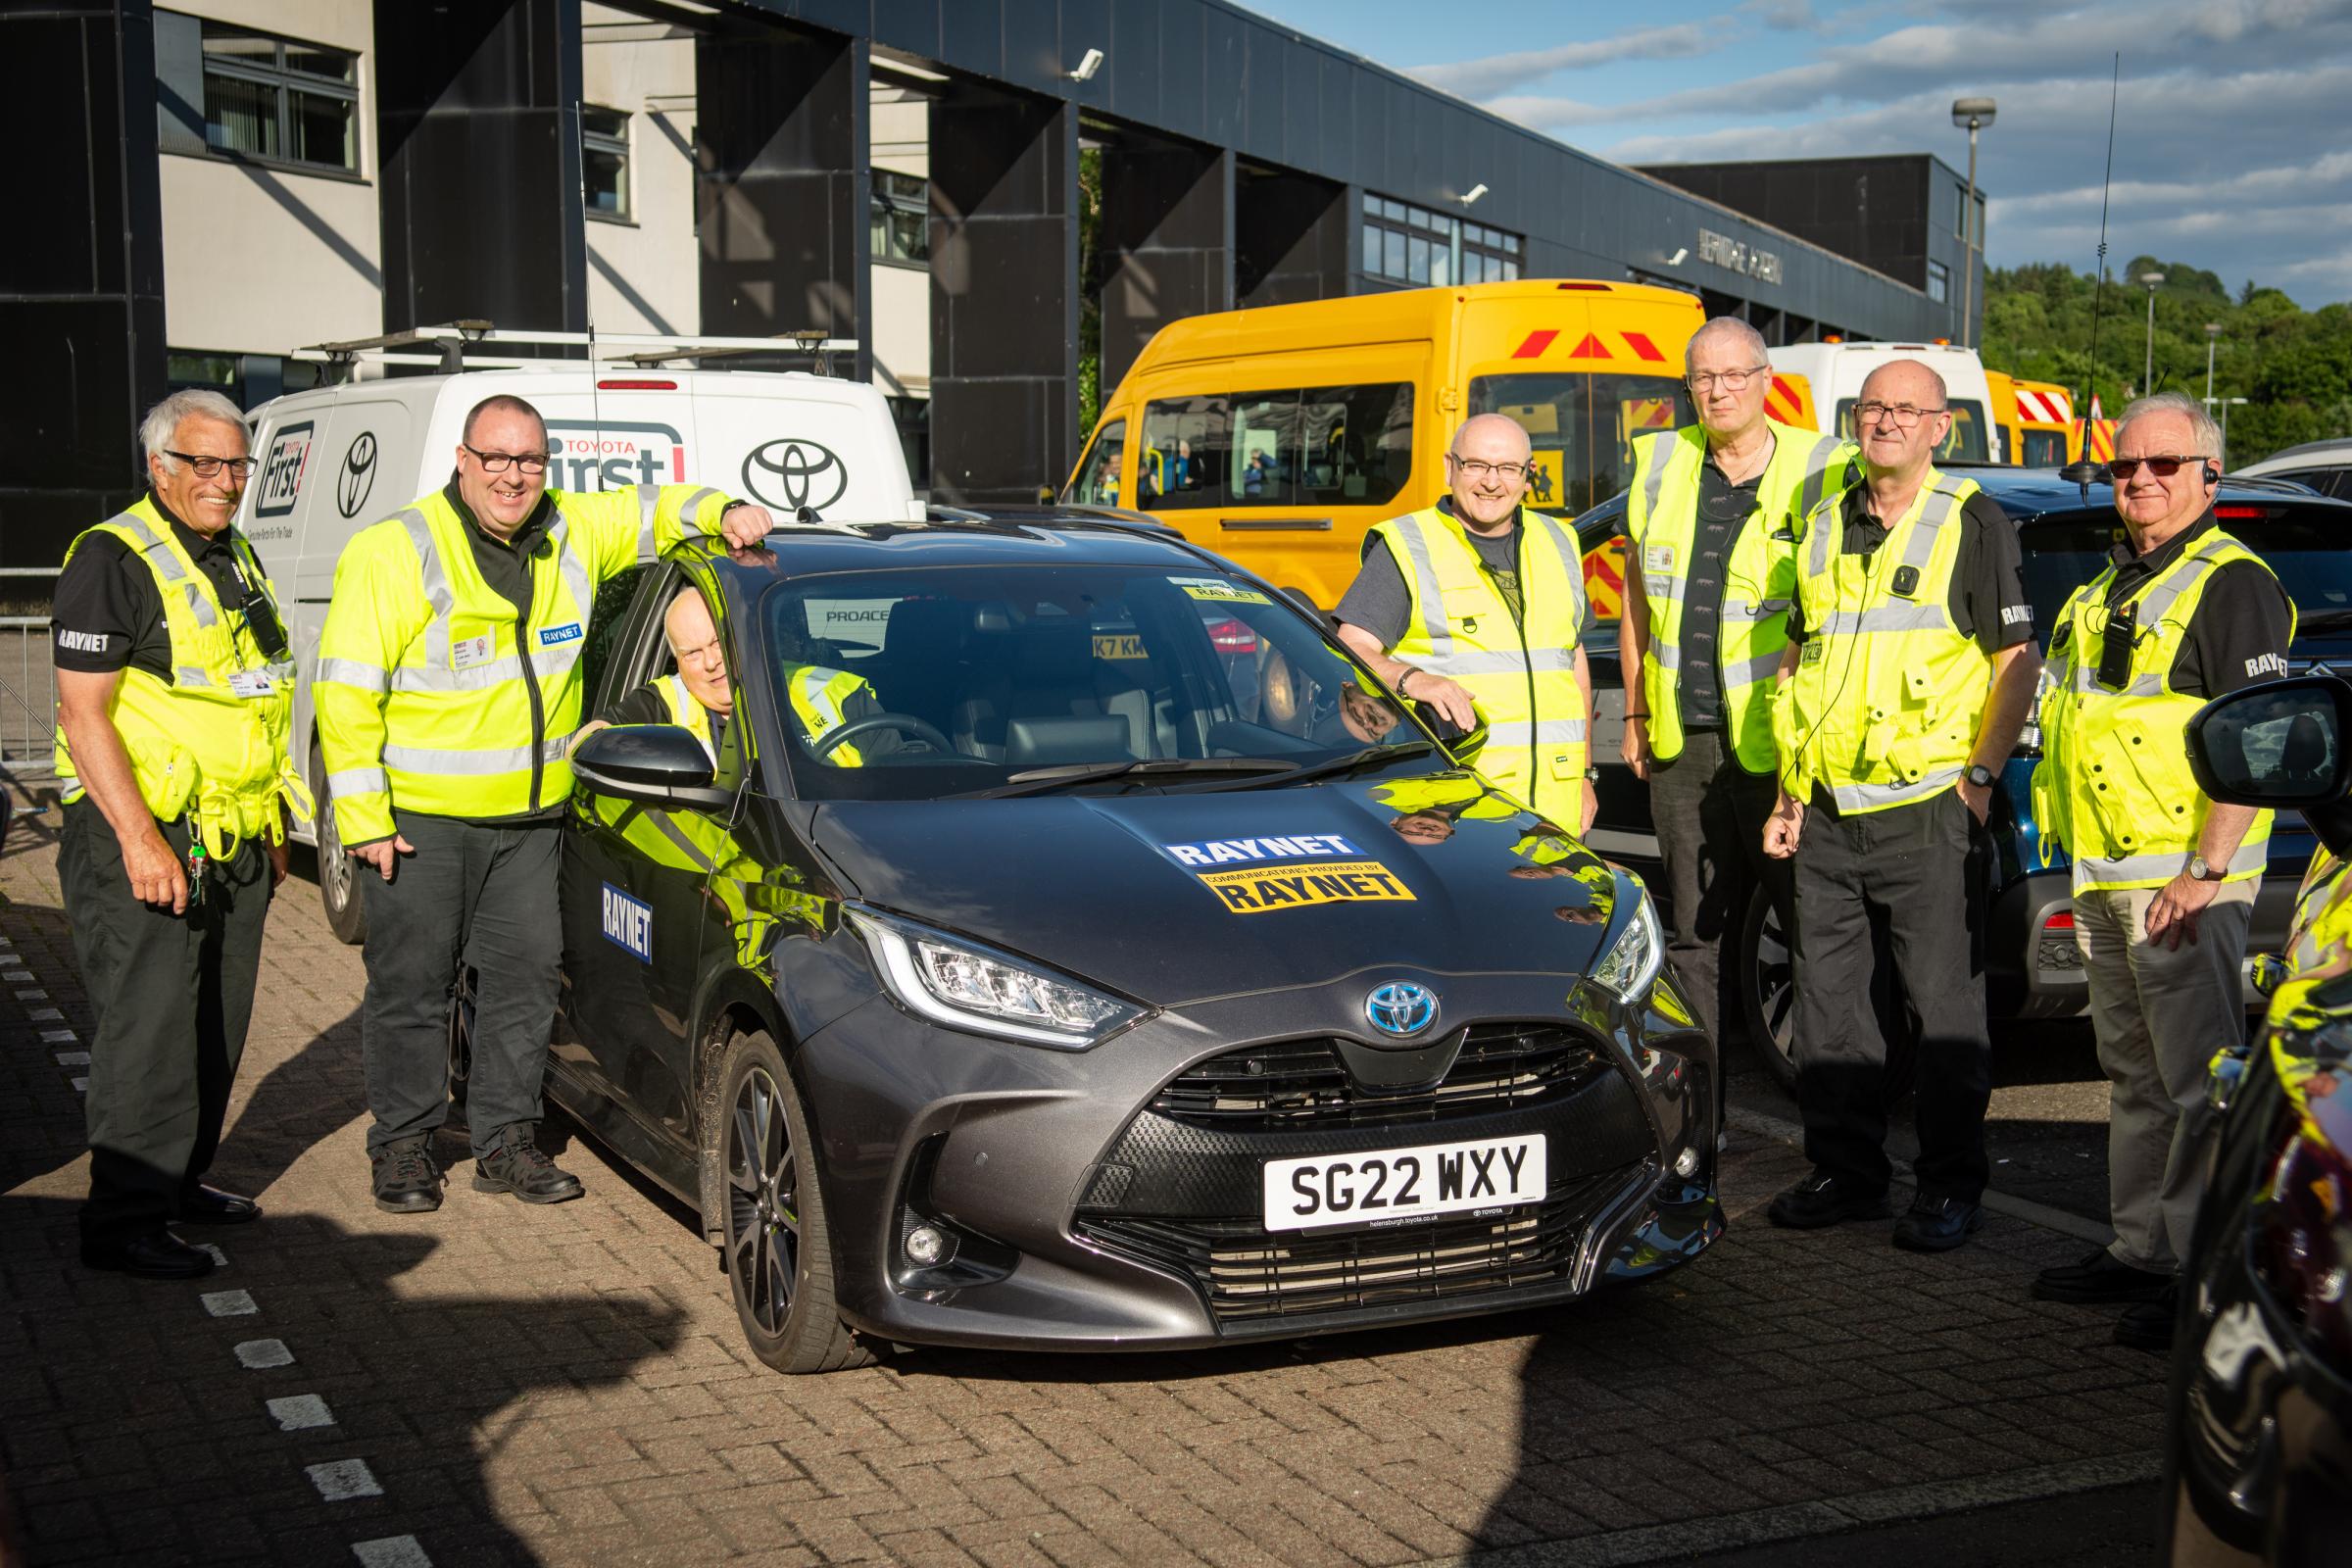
left=1219, top=517, right=1333, bottom=531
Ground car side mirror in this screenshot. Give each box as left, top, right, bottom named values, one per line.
left=572, top=724, right=735, bottom=813
left=2187, top=674, right=2352, bottom=804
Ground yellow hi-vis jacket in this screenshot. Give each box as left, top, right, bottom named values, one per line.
left=54, top=498, right=313, bottom=857
left=1365, top=505, right=1588, bottom=817
left=652, top=672, right=722, bottom=763
left=1626, top=419, right=1854, bottom=771
left=2032, top=527, right=2289, bottom=892
left=782, top=662, right=880, bottom=765
left=1771, top=470, right=1988, bottom=815
left=315, top=482, right=730, bottom=844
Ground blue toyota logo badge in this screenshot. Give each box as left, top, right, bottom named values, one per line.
left=1365, top=981, right=1438, bottom=1039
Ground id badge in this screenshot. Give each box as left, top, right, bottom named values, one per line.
left=228, top=667, right=275, bottom=699
left=451, top=632, right=496, bottom=669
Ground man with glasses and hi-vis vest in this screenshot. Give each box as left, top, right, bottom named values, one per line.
left=1762, top=360, right=2042, bottom=1253
left=1621, top=318, right=1853, bottom=1050
left=1335, top=413, right=1595, bottom=832
left=50, top=391, right=313, bottom=1279
left=2028, top=391, right=2292, bottom=1351
left=316, top=395, right=771, bottom=1216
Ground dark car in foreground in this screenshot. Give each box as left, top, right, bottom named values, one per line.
left=1573, top=468, right=2352, bottom=1084
left=2162, top=673, right=2352, bottom=1566
left=479, top=513, right=1718, bottom=1371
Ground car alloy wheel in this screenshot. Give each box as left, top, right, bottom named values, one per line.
left=312, top=743, right=368, bottom=945
left=727, top=1063, right=801, bottom=1335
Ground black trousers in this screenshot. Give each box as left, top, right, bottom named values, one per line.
left=1789, top=789, right=1991, bottom=1200
left=1646, top=727, right=1788, bottom=1047
left=58, top=797, right=272, bottom=1245
left=360, top=811, right=562, bottom=1157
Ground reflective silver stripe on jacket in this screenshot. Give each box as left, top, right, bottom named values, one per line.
left=381, top=734, right=569, bottom=776
left=1388, top=522, right=1461, bottom=662
left=2064, top=535, right=2240, bottom=696
left=543, top=513, right=596, bottom=640
left=636, top=483, right=660, bottom=555
left=1524, top=509, right=1587, bottom=629
left=1812, top=601, right=1952, bottom=637
left=314, top=657, right=391, bottom=694
left=677, top=486, right=724, bottom=533
left=109, top=509, right=223, bottom=630
left=1719, top=647, right=1787, bottom=689
left=2073, top=839, right=2267, bottom=886
left=397, top=507, right=453, bottom=667
left=327, top=766, right=388, bottom=797
left=1485, top=718, right=1590, bottom=748
left=1638, top=434, right=1675, bottom=528
left=1830, top=767, right=1961, bottom=812
left=1420, top=648, right=1579, bottom=677
left=1805, top=483, right=1965, bottom=626
left=1794, top=434, right=1846, bottom=521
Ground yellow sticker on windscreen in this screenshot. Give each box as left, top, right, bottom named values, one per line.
left=1173, top=575, right=1272, bottom=606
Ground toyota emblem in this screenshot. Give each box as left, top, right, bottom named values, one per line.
left=336, top=431, right=377, bottom=519
left=742, top=437, right=849, bottom=514
left=1364, top=981, right=1439, bottom=1039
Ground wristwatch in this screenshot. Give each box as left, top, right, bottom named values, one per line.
left=2187, top=855, right=2225, bottom=882
left=1963, top=763, right=1996, bottom=789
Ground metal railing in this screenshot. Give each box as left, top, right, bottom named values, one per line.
left=0, top=567, right=58, bottom=775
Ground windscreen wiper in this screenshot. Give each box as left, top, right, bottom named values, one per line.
left=1224, top=740, right=1437, bottom=790
left=968, top=757, right=1300, bottom=799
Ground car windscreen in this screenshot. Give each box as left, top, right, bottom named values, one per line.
left=2017, top=503, right=2352, bottom=640
left=760, top=564, right=1420, bottom=800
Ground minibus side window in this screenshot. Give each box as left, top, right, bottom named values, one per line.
left=1141, top=383, right=1413, bottom=511
left=1070, top=419, right=1127, bottom=506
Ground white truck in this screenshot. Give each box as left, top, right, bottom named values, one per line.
left=233, top=327, right=921, bottom=940
left=1766, top=339, right=2001, bottom=465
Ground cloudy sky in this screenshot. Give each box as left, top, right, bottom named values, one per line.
left=1246, top=0, right=2352, bottom=307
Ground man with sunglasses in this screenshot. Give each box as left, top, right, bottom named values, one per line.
left=316, top=394, right=771, bottom=1216
left=1336, top=413, right=1596, bottom=831
left=1762, top=359, right=2040, bottom=1252
left=51, top=390, right=313, bottom=1278
left=2029, top=391, right=2292, bottom=1349
left=1620, top=317, right=1852, bottom=1052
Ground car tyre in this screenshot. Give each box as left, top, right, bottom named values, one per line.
left=714, top=1030, right=870, bottom=1374
left=1738, top=886, right=1917, bottom=1107
left=312, top=742, right=368, bottom=946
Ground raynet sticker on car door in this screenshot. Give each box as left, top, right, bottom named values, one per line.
left=602, top=883, right=654, bottom=960
left=1161, top=834, right=1415, bottom=914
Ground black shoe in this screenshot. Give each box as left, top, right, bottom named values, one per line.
left=2032, top=1246, right=2172, bottom=1304
left=81, top=1229, right=216, bottom=1280
left=472, top=1123, right=583, bottom=1204
left=371, top=1138, right=443, bottom=1215
left=1767, top=1172, right=1892, bottom=1229
left=177, top=1185, right=262, bottom=1225
left=1892, top=1193, right=1985, bottom=1252
left=2115, top=1286, right=2180, bottom=1352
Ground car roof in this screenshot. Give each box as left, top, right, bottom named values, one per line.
left=1965, top=466, right=2346, bottom=522
left=680, top=512, right=1232, bottom=591
left=2238, top=438, right=2352, bottom=472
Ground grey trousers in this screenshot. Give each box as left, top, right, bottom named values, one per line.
left=1647, top=727, right=1788, bottom=1046
left=59, top=798, right=271, bottom=1243
left=2074, top=879, right=2254, bottom=1273
left=360, top=811, right=562, bottom=1157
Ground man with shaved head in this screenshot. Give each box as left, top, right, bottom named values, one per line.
left=1338, top=413, right=1596, bottom=829
left=1762, top=358, right=2040, bottom=1252
left=1620, top=317, right=1853, bottom=1052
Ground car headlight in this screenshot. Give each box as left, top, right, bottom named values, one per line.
left=847, top=906, right=1144, bottom=1050
left=1592, top=881, right=1665, bottom=1005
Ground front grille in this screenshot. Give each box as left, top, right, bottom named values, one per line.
left=1151, top=1023, right=1611, bottom=1131
left=1078, top=1165, right=1637, bottom=1324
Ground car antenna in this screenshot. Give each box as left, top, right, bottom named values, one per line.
left=2061, top=53, right=2122, bottom=496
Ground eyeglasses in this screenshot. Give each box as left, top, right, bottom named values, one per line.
left=1448, top=455, right=1530, bottom=482
left=166, top=451, right=257, bottom=479
left=1851, top=401, right=1948, bottom=428
left=1687, top=366, right=1769, bottom=392
left=463, top=444, right=551, bottom=473
left=2108, top=454, right=2209, bottom=480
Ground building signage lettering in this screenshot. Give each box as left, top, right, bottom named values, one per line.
left=1697, top=228, right=1783, bottom=285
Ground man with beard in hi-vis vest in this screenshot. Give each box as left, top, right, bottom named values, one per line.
left=51, top=391, right=313, bottom=1279
left=1761, top=360, right=2042, bottom=1253
left=316, top=395, right=771, bottom=1216
left=1335, top=413, right=1595, bottom=832
left=1622, top=317, right=1854, bottom=1050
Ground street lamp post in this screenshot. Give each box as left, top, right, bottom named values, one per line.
left=1951, top=97, right=1996, bottom=347
left=2205, top=322, right=2222, bottom=407
left=2140, top=271, right=2166, bottom=395
left=2205, top=394, right=2249, bottom=471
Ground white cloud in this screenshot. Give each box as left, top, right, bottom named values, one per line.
left=1406, top=24, right=1721, bottom=99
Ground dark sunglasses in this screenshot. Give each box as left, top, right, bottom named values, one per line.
left=2108, top=454, right=2210, bottom=480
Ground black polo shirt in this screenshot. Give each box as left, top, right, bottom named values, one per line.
left=51, top=496, right=268, bottom=680
left=2098, top=510, right=2294, bottom=698
left=1787, top=482, right=2034, bottom=655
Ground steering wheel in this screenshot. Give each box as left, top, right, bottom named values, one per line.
left=810, top=711, right=954, bottom=759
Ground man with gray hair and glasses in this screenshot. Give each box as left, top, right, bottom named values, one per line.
left=1620, top=317, right=1852, bottom=1051
left=51, top=390, right=311, bottom=1278
left=2028, top=390, right=2292, bottom=1349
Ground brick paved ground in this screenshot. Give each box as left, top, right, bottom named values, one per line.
left=0, top=792, right=2168, bottom=1568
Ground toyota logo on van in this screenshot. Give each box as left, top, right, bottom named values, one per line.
left=336, top=431, right=377, bottom=518
left=743, top=439, right=849, bottom=513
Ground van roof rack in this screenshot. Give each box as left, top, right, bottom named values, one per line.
left=303, top=322, right=858, bottom=377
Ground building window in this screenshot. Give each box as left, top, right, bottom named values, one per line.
left=582, top=106, right=631, bottom=221
left=1927, top=259, right=1950, bottom=304
left=200, top=23, right=358, bottom=173
left=1362, top=193, right=1518, bottom=287
left=872, top=171, right=929, bottom=267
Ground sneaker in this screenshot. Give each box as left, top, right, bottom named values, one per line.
left=1767, top=1171, right=1892, bottom=1229
left=472, top=1123, right=583, bottom=1204
left=2032, top=1247, right=2173, bottom=1304
left=371, top=1138, right=443, bottom=1215
left=1892, top=1193, right=1984, bottom=1252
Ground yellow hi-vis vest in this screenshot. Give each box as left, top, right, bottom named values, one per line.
left=1626, top=419, right=1853, bottom=771
left=1366, top=505, right=1589, bottom=816
left=2031, top=527, right=2289, bottom=892
left=54, top=499, right=313, bottom=857
left=782, top=662, right=877, bottom=765
left=652, top=672, right=722, bottom=763
left=315, top=482, right=729, bottom=844
left=1771, top=470, right=1988, bottom=815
